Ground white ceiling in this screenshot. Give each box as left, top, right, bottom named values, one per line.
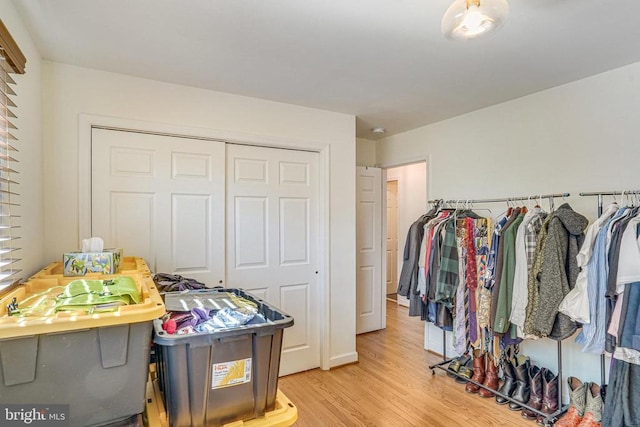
left=13, top=0, right=640, bottom=139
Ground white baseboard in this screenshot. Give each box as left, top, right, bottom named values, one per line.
left=329, top=351, right=359, bottom=369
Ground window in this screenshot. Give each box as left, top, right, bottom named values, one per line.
left=0, top=20, right=25, bottom=292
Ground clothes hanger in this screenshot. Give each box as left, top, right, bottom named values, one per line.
left=520, top=196, right=528, bottom=214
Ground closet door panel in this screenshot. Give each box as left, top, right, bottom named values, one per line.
left=92, top=128, right=225, bottom=285
left=227, top=144, right=320, bottom=376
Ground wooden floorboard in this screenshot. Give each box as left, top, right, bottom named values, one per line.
left=279, top=300, right=535, bottom=427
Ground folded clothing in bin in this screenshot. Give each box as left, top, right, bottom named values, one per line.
left=153, top=288, right=294, bottom=427
left=161, top=291, right=266, bottom=335
left=7, top=276, right=141, bottom=317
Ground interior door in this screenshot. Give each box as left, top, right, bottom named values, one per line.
left=91, top=128, right=226, bottom=285
left=356, top=166, right=383, bottom=334
left=386, top=180, right=399, bottom=296
left=226, top=144, right=319, bottom=375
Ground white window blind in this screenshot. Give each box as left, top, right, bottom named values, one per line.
left=0, top=20, right=25, bottom=292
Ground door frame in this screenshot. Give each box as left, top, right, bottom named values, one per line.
left=379, top=156, right=431, bottom=325
left=78, top=113, right=332, bottom=370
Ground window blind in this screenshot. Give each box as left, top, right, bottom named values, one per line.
left=0, top=20, right=25, bottom=292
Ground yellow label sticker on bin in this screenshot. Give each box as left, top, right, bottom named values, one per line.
left=211, top=358, right=252, bottom=389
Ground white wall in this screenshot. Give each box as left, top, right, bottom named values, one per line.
left=356, top=137, right=376, bottom=166
left=41, top=62, right=357, bottom=368
left=0, top=0, right=44, bottom=278
left=377, top=60, right=640, bottom=394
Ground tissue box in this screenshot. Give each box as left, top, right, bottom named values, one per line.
left=62, top=249, right=122, bottom=276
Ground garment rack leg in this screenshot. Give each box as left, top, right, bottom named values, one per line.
left=597, top=194, right=607, bottom=387
left=557, top=340, right=563, bottom=409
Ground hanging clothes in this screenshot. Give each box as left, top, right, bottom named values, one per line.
left=397, top=208, right=437, bottom=316
left=558, top=202, right=619, bottom=323
left=576, top=207, right=631, bottom=353
left=435, top=218, right=461, bottom=309
left=524, top=214, right=552, bottom=337
left=423, top=212, right=453, bottom=324
left=510, top=206, right=547, bottom=338
left=489, top=207, right=522, bottom=330
left=601, top=209, right=640, bottom=427
left=493, top=209, right=525, bottom=336
left=533, top=203, right=588, bottom=340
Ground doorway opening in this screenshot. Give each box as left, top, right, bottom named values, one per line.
left=386, top=180, right=398, bottom=302
left=384, top=162, right=427, bottom=310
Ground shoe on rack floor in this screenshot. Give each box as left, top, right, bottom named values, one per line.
left=465, top=352, right=486, bottom=394
left=536, top=369, right=559, bottom=425
left=496, top=358, right=517, bottom=405
left=576, top=383, right=602, bottom=427
left=554, top=377, right=587, bottom=427
left=455, top=357, right=474, bottom=384
left=447, top=354, right=470, bottom=378
left=509, top=355, right=531, bottom=411
left=478, top=354, right=499, bottom=398
left=522, top=366, right=543, bottom=420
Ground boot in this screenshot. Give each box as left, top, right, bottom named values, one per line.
left=509, top=355, right=531, bottom=411
left=554, top=377, right=587, bottom=427
left=577, top=383, right=602, bottom=427
left=495, top=358, right=517, bottom=405
left=478, top=354, right=499, bottom=398
left=522, top=366, right=544, bottom=420
left=536, top=370, right=559, bottom=425
left=465, top=352, right=486, bottom=393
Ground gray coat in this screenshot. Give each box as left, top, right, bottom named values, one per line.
left=397, top=212, right=434, bottom=299
left=534, top=203, right=588, bottom=340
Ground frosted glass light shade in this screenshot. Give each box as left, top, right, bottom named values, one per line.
left=441, top=0, right=509, bottom=40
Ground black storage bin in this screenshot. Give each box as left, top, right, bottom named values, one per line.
left=153, top=289, right=294, bottom=427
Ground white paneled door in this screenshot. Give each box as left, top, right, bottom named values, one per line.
left=356, top=166, right=383, bottom=334
left=226, top=144, right=319, bottom=375
left=91, top=128, right=226, bottom=285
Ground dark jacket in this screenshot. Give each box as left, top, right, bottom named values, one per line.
left=534, top=203, right=588, bottom=340
left=397, top=211, right=434, bottom=298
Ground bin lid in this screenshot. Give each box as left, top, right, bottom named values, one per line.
left=0, top=274, right=165, bottom=339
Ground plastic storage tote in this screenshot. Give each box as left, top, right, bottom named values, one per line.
left=29, top=256, right=152, bottom=280
left=0, top=274, right=165, bottom=427
left=144, top=365, right=298, bottom=427
left=153, top=289, right=294, bottom=427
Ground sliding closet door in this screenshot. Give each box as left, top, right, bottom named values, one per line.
left=226, top=144, right=320, bottom=375
left=91, top=128, right=226, bottom=285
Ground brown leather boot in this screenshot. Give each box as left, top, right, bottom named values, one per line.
left=522, top=366, right=543, bottom=419
left=536, top=370, right=559, bottom=425
left=465, top=352, right=486, bottom=393
left=478, top=354, right=499, bottom=398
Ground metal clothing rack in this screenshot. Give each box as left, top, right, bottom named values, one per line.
left=579, top=190, right=640, bottom=387
left=427, top=192, right=571, bottom=426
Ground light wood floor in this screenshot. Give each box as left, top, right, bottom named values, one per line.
left=279, top=300, right=535, bottom=427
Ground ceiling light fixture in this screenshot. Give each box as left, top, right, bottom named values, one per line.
left=441, top=0, right=509, bottom=41
left=371, top=127, right=386, bottom=135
